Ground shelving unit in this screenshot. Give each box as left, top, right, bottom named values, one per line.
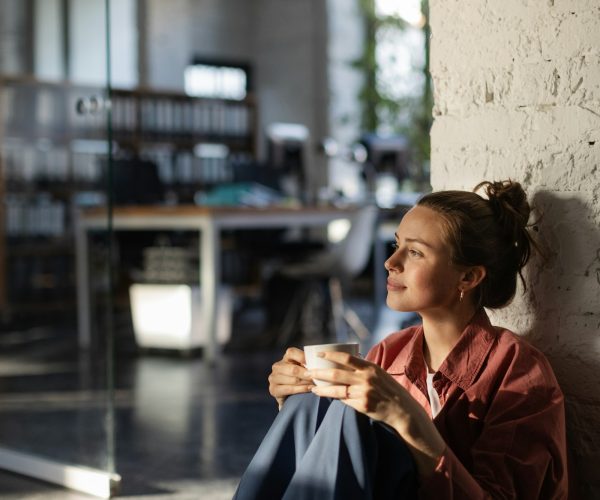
left=0, top=76, right=257, bottom=319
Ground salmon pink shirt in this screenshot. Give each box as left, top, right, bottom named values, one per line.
left=366, top=310, right=568, bottom=499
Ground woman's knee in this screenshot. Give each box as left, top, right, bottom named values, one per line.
left=284, top=392, right=317, bottom=407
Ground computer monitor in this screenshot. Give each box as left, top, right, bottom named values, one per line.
left=107, top=156, right=165, bottom=205
left=360, top=133, right=411, bottom=180
left=266, top=123, right=310, bottom=201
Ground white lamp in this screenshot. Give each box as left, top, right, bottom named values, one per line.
left=129, top=284, right=232, bottom=351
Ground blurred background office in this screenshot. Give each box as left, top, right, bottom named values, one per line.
left=0, top=0, right=432, bottom=497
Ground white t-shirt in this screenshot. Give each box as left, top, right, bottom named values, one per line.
left=426, top=372, right=442, bottom=418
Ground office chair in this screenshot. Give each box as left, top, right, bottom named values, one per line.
left=276, top=204, right=379, bottom=345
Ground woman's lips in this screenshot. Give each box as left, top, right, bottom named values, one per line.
left=386, top=279, right=406, bottom=291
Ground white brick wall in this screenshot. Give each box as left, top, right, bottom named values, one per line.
left=430, top=0, right=600, bottom=493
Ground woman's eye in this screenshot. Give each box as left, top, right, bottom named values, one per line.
left=391, top=243, right=399, bottom=250
left=408, top=249, right=422, bottom=257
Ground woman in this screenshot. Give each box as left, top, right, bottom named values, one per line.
left=235, top=180, right=568, bottom=499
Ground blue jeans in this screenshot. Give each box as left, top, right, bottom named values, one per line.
left=234, top=393, right=418, bottom=500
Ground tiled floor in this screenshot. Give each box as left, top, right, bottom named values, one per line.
left=0, top=293, right=413, bottom=499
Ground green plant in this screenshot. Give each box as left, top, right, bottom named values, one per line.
left=353, top=0, right=432, bottom=181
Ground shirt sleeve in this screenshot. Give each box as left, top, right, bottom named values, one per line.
left=420, top=357, right=569, bottom=499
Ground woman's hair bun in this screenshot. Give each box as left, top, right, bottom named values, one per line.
left=474, top=179, right=533, bottom=273
left=477, top=179, right=530, bottom=226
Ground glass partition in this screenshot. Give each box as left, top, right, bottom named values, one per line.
left=0, top=0, right=118, bottom=496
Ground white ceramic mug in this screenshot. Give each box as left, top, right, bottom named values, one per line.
left=303, top=342, right=360, bottom=386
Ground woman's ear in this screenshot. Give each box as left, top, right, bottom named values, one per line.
left=460, top=266, right=486, bottom=292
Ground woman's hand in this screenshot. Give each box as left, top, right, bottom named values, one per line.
left=268, top=347, right=315, bottom=410
left=305, top=351, right=446, bottom=476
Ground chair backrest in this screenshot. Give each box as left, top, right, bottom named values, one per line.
left=333, top=204, right=378, bottom=278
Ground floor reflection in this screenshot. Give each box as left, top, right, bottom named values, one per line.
left=0, top=345, right=280, bottom=498
left=125, top=350, right=280, bottom=496
left=0, top=294, right=387, bottom=498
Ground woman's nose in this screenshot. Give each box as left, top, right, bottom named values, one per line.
left=385, top=251, right=403, bottom=272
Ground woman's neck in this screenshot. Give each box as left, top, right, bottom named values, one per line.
left=421, top=306, right=478, bottom=372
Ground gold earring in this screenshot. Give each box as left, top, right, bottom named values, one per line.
left=459, top=290, right=464, bottom=302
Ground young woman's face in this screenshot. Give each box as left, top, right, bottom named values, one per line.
left=385, top=205, right=464, bottom=314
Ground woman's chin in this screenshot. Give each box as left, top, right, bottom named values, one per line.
left=386, top=297, right=414, bottom=313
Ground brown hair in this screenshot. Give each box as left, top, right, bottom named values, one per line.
left=417, top=180, right=539, bottom=309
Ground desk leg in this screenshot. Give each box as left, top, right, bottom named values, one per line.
left=76, top=220, right=91, bottom=349
left=200, top=221, right=219, bottom=363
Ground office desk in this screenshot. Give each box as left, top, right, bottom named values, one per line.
left=75, top=204, right=361, bottom=362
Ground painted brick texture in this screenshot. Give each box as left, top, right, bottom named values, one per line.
left=429, top=0, right=600, bottom=495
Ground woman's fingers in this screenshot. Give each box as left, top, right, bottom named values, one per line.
left=317, top=351, right=371, bottom=370
left=302, top=349, right=376, bottom=388
left=269, top=348, right=313, bottom=406
left=310, top=384, right=349, bottom=400
left=270, top=383, right=314, bottom=398
left=282, top=347, right=306, bottom=365
left=269, top=373, right=309, bottom=386
left=304, top=367, right=357, bottom=386
left=272, top=360, right=312, bottom=381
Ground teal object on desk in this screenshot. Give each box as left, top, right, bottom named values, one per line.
left=195, top=182, right=283, bottom=207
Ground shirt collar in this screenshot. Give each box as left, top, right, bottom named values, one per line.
left=402, top=310, right=497, bottom=392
